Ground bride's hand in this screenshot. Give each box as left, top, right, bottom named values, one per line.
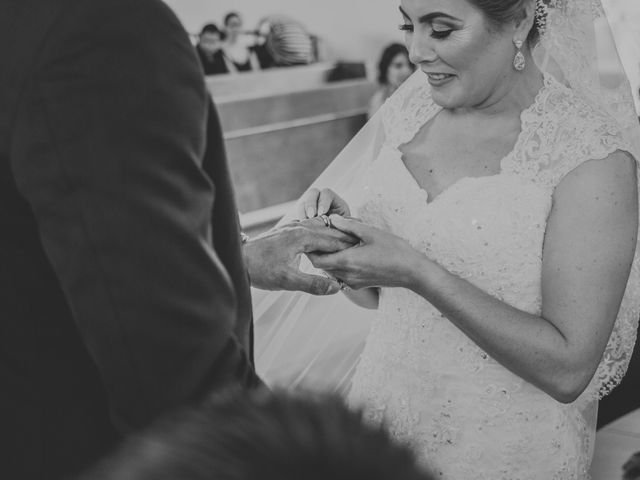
left=296, top=188, right=351, bottom=220
left=307, top=215, right=424, bottom=290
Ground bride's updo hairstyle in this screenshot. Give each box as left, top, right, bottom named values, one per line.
left=468, top=0, right=547, bottom=46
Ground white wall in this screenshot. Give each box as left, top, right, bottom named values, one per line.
left=162, top=0, right=406, bottom=63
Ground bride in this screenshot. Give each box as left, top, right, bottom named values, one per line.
left=253, top=0, right=640, bottom=477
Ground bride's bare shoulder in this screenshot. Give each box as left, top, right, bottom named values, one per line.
left=552, top=149, right=638, bottom=220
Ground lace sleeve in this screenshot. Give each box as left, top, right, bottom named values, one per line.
left=506, top=76, right=640, bottom=405
left=507, top=76, right=636, bottom=190
left=542, top=95, right=635, bottom=189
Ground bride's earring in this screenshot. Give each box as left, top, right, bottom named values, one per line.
left=513, top=40, right=526, bottom=71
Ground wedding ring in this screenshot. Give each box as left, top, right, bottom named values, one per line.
left=319, top=214, right=332, bottom=228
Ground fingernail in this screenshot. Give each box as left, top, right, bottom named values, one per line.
left=306, top=207, right=315, bottom=218
left=326, top=282, right=340, bottom=295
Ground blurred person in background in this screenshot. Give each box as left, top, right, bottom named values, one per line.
left=83, top=389, right=435, bottom=480
left=368, top=43, right=415, bottom=118
left=259, top=16, right=316, bottom=68
left=252, top=18, right=277, bottom=69
left=222, top=11, right=260, bottom=73
left=195, top=23, right=228, bottom=75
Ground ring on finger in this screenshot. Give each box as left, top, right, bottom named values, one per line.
left=337, top=278, right=350, bottom=291
left=319, top=214, right=332, bottom=228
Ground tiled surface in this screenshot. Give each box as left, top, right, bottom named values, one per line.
left=591, top=409, right=640, bottom=480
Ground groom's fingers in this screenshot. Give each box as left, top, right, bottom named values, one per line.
left=307, top=251, right=348, bottom=272
left=296, top=220, right=359, bottom=252
left=290, top=272, right=341, bottom=296
left=300, top=231, right=355, bottom=253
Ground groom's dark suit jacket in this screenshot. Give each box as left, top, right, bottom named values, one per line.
left=0, top=0, right=259, bottom=478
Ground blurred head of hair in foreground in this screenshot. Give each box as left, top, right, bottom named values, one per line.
left=624, top=451, right=640, bottom=480
left=83, top=388, right=434, bottom=480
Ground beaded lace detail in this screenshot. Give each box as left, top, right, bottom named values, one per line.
left=347, top=71, right=639, bottom=479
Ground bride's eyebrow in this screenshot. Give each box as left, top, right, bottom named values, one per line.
left=398, top=6, right=461, bottom=23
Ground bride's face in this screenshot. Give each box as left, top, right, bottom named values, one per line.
left=399, top=0, right=518, bottom=109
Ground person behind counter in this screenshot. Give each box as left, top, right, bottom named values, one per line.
left=222, top=12, right=261, bottom=73
left=368, top=43, right=415, bottom=118
left=195, top=24, right=228, bottom=76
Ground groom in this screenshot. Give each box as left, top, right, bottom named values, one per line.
left=0, top=1, right=352, bottom=479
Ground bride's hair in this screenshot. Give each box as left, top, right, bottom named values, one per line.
left=469, top=0, right=545, bottom=45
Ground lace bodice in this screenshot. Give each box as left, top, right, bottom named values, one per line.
left=346, top=73, right=640, bottom=479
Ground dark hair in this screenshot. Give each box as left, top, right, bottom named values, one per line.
left=468, top=0, right=542, bottom=45
left=623, top=451, right=640, bottom=480
left=84, top=389, right=435, bottom=480
left=224, top=12, right=241, bottom=27
left=200, top=23, right=221, bottom=37
left=377, top=43, right=412, bottom=86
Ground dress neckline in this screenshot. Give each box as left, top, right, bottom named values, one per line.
left=393, top=73, right=554, bottom=206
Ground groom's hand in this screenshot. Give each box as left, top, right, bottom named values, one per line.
left=243, top=218, right=358, bottom=295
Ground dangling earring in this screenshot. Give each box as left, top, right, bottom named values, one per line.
left=513, top=40, right=526, bottom=71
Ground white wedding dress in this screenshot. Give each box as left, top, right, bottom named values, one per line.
left=341, top=72, right=640, bottom=479
left=253, top=2, right=640, bottom=478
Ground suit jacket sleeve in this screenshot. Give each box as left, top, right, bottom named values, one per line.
left=9, top=0, right=259, bottom=432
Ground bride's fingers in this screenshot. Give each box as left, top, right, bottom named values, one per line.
left=329, top=215, right=371, bottom=242
left=295, top=202, right=307, bottom=221
left=317, top=188, right=335, bottom=216
left=304, top=189, right=321, bottom=218
left=297, top=188, right=320, bottom=219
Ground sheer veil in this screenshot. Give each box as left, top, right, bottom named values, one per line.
left=251, top=98, right=390, bottom=395
left=253, top=0, right=640, bottom=396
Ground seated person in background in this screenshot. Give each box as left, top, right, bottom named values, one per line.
left=83, top=389, right=434, bottom=480
left=195, top=23, right=228, bottom=75
left=252, top=18, right=277, bottom=70
left=368, top=43, right=415, bottom=118
left=222, top=12, right=260, bottom=73
left=258, top=16, right=316, bottom=68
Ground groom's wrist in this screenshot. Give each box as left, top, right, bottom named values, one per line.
left=241, top=233, right=259, bottom=288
